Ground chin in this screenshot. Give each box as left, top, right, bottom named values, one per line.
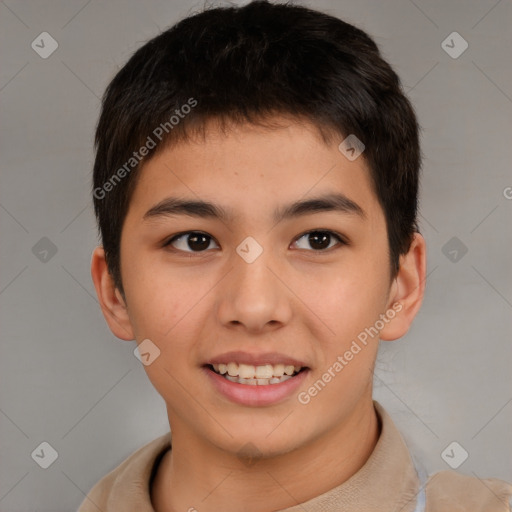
left=211, top=425, right=311, bottom=461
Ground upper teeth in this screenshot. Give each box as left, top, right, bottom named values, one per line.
left=212, top=362, right=301, bottom=379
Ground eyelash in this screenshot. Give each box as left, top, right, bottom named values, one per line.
left=162, top=230, right=348, bottom=255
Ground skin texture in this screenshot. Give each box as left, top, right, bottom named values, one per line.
left=91, top=117, right=426, bottom=512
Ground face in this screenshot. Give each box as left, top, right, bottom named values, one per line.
left=116, top=118, right=400, bottom=457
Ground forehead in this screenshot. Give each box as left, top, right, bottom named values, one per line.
left=126, top=118, right=382, bottom=226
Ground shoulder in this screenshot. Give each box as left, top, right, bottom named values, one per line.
left=425, top=470, right=512, bottom=512
left=77, top=432, right=172, bottom=512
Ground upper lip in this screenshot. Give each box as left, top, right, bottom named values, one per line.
left=206, top=351, right=308, bottom=368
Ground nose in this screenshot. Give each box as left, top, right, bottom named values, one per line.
left=216, top=244, right=293, bottom=334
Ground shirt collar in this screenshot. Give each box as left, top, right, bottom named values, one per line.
left=101, top=401, right=420, bottom=511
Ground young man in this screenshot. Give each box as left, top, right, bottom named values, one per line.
left=81, top=1, right=512, bottom=511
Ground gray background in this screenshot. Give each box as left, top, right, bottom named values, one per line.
left=1, top=0, right=511, bottom=510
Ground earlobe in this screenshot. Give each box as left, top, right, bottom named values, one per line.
left=90, top=246, right=134, bottom=341
left=380, top=232, right=426, bottom=341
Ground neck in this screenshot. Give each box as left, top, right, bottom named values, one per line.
left=152, top=400, right=380, bottom=512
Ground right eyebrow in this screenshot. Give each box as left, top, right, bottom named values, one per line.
left=143, top=197, right=234, bottom=222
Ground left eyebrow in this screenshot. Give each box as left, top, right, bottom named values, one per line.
left=143, top=193, right=366, bottom=223
left=273, top=193, right=366, bottom=223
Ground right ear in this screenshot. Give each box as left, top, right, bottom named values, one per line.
left=90, top=246, right=134, bottom=341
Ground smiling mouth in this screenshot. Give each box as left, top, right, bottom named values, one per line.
left=207, top=362, right=306, bottom=385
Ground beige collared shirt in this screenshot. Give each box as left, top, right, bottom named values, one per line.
left=78, top=401, right=512, bottom=511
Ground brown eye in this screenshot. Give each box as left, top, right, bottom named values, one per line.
left=293, top=230, right=345, bottom=251
left=165, top=232, right=219, bottom=252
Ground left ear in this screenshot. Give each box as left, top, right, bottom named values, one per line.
left=380, top=232, right=426, bottom=341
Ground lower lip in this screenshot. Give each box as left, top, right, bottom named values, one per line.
left=203, top=366, right=309, bottom=406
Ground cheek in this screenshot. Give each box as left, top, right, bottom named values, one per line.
left=120, top=252, right=188, bottom=340
left=303, top=275, right=389, bottom=400
left=127, top=286, right=196, bottom=341
left=315, top=261, right=389, bottom=336
left=300, top=273, right=385, bottom=411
